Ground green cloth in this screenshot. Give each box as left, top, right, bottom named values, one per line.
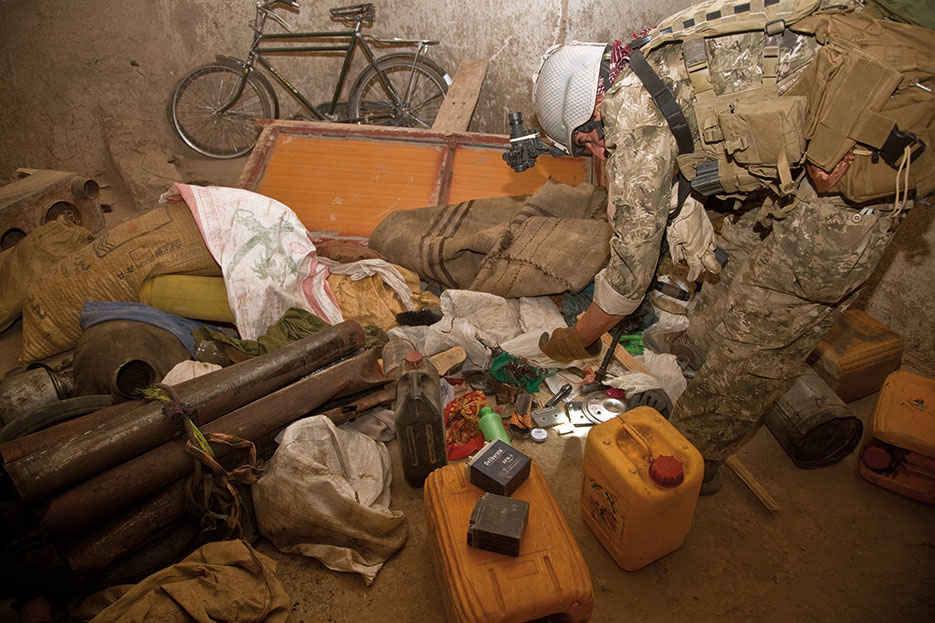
left=191, top=308, right=389, bottom=358
left=620, top=333, right=644, bottom=356
left=191, top=307, right=330, bottom=357
left=489, top=352, right=551, bottom=393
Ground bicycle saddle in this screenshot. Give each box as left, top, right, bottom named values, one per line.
left=330, top=3, right=375, bottom=25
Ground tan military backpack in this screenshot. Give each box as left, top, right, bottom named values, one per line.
left=789, top=11, right=935, bottom=202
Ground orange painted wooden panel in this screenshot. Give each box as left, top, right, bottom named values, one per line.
left=253, top=133, right=447, bottom=236
left=239, top=121, right=592, bottom=237
left=446, top=145, right=588, bottom=204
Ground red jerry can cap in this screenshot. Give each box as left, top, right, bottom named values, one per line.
left=404, top=351, right=424, bottom=367
left=862, top=443, right=893, bottom=471
left=649, top=455, right=684, bottom=487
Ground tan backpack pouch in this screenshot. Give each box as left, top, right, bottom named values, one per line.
left=803, top=42, right=902, bottom=172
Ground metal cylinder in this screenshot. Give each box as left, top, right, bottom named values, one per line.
left=70, top=176, right=100, bottom=200
left=57, top=480, right=188, bottom=575
left=41, top=348, right=387, bottom=535
left=763, top=366, right=863, bottom=469
left=0, top=365, right=74, bottom=427
left=111, top=360, right=158, bottom=400
left=73, top=320, right=190, bottom=400
left=1, top=321, right=365, bottom=502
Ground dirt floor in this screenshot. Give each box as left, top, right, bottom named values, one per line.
left=1, top=158, right=933, bottom=623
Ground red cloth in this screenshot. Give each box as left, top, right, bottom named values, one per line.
left=443, top=390, right=488, bottom=460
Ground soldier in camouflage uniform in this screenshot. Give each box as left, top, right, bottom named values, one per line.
left=534, top=1, right=918, bottom=489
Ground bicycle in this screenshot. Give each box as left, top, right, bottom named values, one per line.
left=168, top=1, right=451, bottom=159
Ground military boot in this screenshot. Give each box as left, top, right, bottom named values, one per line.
left=700, top=460, right=722, bottom=496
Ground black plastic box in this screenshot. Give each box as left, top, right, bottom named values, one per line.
left=466, top=439, right=531, bottom=496
left=466, top=492, right=530, bottom=557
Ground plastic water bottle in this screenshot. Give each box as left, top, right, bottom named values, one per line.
left=393, top=350, right=447, bottom=486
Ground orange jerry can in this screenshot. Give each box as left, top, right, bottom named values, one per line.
left=808, top=309, right=904, bottom=403
left=424, top=461, right=593, bottom=623
left=582, top=406, right=703, bottom=571
left=858, top=370, right=935, bottom=505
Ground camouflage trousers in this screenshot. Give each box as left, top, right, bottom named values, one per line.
left=670, top=181, right=905, bottom=460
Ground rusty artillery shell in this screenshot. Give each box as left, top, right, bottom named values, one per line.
left=1, top=321, right=365, bottom=502
left=58, top=480, right=189, bottom=575
left=41, top=348, right=387, bottom=535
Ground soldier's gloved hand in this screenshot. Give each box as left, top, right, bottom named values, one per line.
left=538, top=327, right=602, bottom=363
left=666, top=194, right=722, bottom=282
left=628, top=388, right=673, bottom=419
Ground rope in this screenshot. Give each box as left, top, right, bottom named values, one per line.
left=892, top=144, right=912, bottom=221
left=184, top=432, right=261, bottom=540
left=144, top=383, right=260, bottom=539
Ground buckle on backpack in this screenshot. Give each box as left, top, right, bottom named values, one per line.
left=878, top=126, right=926, bottom=169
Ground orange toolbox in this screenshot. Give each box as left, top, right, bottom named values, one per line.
left=808, top=309, right=904, bottom=403
left=858, top=370, right=935, bottom=504
left=424, top=461, right=593, bottom=623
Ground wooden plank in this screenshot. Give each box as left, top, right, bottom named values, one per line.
left=724, top=455, right=781, bottom=513
left=431, top=58, right=488, bottom=133
left=600, top=333, right=649, bottom=375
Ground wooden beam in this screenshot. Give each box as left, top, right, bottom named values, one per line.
left=600, top=332, right=649, bottom=375
left=431, top=58, right=488, bottom=133
left=724, top=455, right=781, bottom=512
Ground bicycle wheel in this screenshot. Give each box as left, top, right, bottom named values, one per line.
left=348, top=53, right=449, bottom=128
left=169, top=63, right=274, bottom=158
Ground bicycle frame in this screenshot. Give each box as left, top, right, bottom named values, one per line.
left=220, top=4, right=435, bottom=123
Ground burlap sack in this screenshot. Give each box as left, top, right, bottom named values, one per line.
left=19, top=204, right=220, bottom=363
left=369, top=179, right=611, bottom=297
left=0, top=217, right=93, bottom=333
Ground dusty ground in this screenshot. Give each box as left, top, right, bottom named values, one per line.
left=0, top=159, right=932, bottom=622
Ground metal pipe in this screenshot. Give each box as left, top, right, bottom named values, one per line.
left=111, top=359, right=158, bottom=401
left=0, top=365, right=73, bottom=427
left=1, top=321, right=365, bottom=502
left=69, top=176, right=100, bottom=200
left=57, top=480, right=188, bottom=575
left=40, top=348, right=387, bottom=535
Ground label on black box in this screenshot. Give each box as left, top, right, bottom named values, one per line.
left=467, top=439, right=531, bottom=496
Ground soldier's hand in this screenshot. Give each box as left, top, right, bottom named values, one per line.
left=666, top=194, right=722, bottom=282
left=538, top=327, right=602, bottom=363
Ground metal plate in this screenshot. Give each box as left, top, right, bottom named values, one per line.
left=531, top=405, right=568, bottom=428
left=567, top=391, right=628, bottom=426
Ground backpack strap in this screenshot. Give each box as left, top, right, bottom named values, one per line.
left=628, top=48, right=696, bottom=218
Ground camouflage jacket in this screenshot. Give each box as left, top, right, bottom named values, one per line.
left=591, top=30, right=818, bottom=316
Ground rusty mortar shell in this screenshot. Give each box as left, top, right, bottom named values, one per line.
left=1, top=320, right=365, bottom=502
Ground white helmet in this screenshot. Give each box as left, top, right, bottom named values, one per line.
left=532, top=42, right=607, bottom=154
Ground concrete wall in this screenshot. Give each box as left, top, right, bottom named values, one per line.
left=0, top=0, right=691, bottom=177
left=1, top=0, right=933, bottom=372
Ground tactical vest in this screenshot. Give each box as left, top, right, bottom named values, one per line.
left=634, top=0, right=935, bottom=203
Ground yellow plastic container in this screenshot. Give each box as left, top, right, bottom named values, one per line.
left=858, top=370, right=935, bottom=505
left=425, top=461, right=593, bottom=623
left=138, top=274, right=235, bottom=323
left=808, top=309, right=904, bottom=403
left=581, top=406, right=703, bottom=571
